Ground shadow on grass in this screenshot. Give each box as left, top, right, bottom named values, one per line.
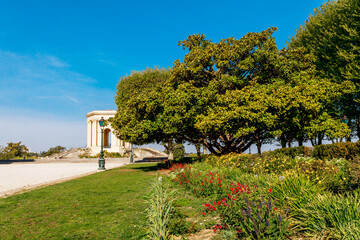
left=120, top=162, right=161, bottom=172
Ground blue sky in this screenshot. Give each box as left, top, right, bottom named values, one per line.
left=0, top=0, right=327, bottom=152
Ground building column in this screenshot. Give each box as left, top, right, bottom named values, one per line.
left=96, top=120, right=99, bottom=147
left=111, top=130, right=117, bottom=150
left=87, top=121, right=92, bottom=147
left=92, top=119, right=97, bottom=149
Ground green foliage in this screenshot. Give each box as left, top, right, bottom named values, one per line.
left=168, top=162, right=292, bottom=239
left=312, top=141, right=360, bottom=160
left=112, top=67, right=172, bottom=145
left=173, top=143, right=185, bottom=159
left=203, top=150, right=360, bottom=193
left=295, top=192, right=360, bottom=239
left=288, top=0, right=360, bottom=139
left=171, top=28, right=349, bottom=155
left=167, top=209, right=199, bottom=236
left=40, top=145, right=66, bottom=157
left=272, top=146, right=312, bottom=158
left=0, top=142, right=29, bottom=160
left=145, top=177, right=176, bottom=240
left=204, top=152, right=297, bottom=175
left=113, top=30, right=349, bottom=156
left=271, top=174, right=323, bottom=211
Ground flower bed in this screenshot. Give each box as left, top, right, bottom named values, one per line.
left=164, top=159, right=360, bottom=239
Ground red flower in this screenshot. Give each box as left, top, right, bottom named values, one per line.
left=202, top=212, right=206, bottom=216
left=268, top=189, right=273, bottom=193
left=274, top=207, right=278, bottom=211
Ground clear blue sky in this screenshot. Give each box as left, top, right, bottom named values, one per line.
left=0, top=0, right=327, bottom=152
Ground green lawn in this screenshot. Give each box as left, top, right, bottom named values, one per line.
left=0, top=163, right=158, bottom=239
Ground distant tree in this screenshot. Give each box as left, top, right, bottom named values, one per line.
left=173, top=143, right=185, bottom=159
left=40, top=146, right=66, bottom=157
left=0, top=142, right=29, bottom=160
left=288, top=0, right=360, bottom=140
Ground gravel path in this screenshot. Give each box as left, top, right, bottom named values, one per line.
left=0, top=159, right=131, bottom=198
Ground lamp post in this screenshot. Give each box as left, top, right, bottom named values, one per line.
left=98, top=117, right=106, bottom=171
left=342, top=115, right=349, bottom=124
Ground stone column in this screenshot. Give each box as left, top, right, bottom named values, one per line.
left=111, top=130, right=117, bottom=151
left=96, top=120, right=99, bottom=147
left=92, top=119, right=97, bottom=149
left=87, top=121, right=92, bottom=147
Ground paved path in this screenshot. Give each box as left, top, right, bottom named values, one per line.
left=0, top=158, right=133, bottom=198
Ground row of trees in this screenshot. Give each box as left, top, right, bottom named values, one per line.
left=0, top=142, right=66, bottom=160
left=111, top=0, right=358, bottom=156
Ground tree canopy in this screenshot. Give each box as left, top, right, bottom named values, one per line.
left=288, top=0, right=360, bottom=140
left=112, top=68, right=173, bottom=144
left=0, top=142, right=29, bottom=160
left=112, top=28, right=350, bottom=155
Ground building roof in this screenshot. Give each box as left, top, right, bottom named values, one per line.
left=85, top=110, right=116, bottom=118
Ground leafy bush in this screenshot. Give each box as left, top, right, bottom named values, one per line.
left=169, top=162, right=291, bottom=239
left=271, top=146, right=312, bottom=158
left=204, top=152, right=297, bottom=175
left=295, top=192, right=360, bottom=239
left=271, top=174, right=323, bottom=211
left=312, top=142, right=360, bottom=160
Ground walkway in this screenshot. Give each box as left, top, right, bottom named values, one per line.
left=0, top=158, right=133, bottom=198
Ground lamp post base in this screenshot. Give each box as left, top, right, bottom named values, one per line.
left=98, top=157, right=106, bottom=171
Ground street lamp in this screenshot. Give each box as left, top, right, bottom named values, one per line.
left=98, top=117, right=106, bottom=171
left=342, top=115, right=349, bottom=124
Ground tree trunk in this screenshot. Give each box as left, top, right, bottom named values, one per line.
left=195, top=143, right=201, bottom=159
left=281, top=138, right=286, bottom=148
left=256, top=140, right=261, bottom=155
left=167, top=139, right=174, bottom=160
left=203, top=144, right=208, bottom=155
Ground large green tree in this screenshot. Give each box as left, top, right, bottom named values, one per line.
left=169, top=28, right=349, bottom=154
left=113, top=29, right=350, bottom=156
left=288, top=0, right=360, bottom=140
left=111, top=68, right=180, bottom=157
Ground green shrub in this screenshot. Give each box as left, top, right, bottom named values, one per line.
left=271, top=174, right=323, bottom=211
left=295, top=192, right=360, bottom=239
left=312, top=142, right=360, bottom=160
left=271, top=146, right=312, bottom=158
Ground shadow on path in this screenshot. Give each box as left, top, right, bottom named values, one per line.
left=0, top=159, right=36, bottom=164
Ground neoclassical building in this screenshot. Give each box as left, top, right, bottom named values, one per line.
left=86, top=110, right=131, bottom=155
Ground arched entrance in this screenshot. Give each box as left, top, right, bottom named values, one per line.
left=104, top=128, right=111, bottom=148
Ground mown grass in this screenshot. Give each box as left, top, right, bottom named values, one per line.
left=0, top=163, right=158, bottom=239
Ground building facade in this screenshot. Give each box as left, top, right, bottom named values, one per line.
left=86, top=110, right=130, bottom=155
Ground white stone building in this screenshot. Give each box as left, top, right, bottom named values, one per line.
left=86, top=110, right=131, bottom=155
